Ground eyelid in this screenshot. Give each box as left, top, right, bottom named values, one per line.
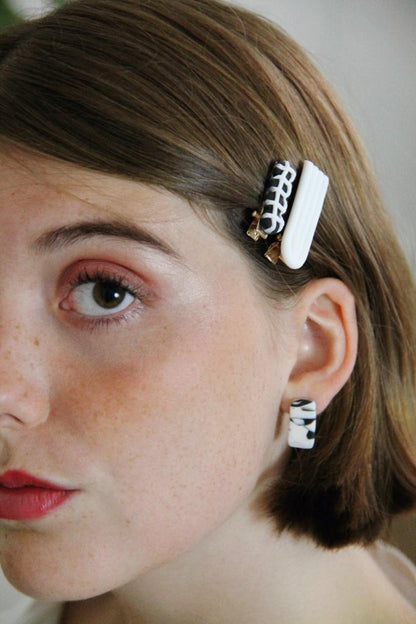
left=57, top=259, right=154, bottom=328
left=58, top=260, right=151, bottom=295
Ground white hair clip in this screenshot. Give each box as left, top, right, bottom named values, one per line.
left=247, top=160, right=329, bottom=269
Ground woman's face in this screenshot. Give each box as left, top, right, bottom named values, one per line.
left=0, top=150, right=297, bottom=599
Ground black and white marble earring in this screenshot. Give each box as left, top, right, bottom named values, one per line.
left=288, top=399, right=317, bottom=449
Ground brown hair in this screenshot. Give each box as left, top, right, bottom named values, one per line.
left=0, top=0, right=415, bottom=548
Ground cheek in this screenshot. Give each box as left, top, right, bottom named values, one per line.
left=53, top=302, right=281, bottom=561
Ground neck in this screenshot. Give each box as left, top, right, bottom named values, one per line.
left=117, top=505, right=295, bottom=623
left=63, top=503, right=411, bottom=624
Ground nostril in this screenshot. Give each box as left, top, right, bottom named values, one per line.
left=0, top=406, right=49, bottom=429
left=0, top=412, right=26, bottom=429
left=0, top=361, right=49, bottom=427
left=0, top=345, right=49, bottom=426
left=0, top=412, right=49, bottom=429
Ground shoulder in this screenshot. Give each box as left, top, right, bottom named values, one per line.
left=332, top=541, right=416, bottom=623
left=296, top=539, right=416, bottom=623
left=368, top=541, right=416, bottom=609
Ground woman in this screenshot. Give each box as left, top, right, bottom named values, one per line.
left=0, top=0, right=415, bottom=622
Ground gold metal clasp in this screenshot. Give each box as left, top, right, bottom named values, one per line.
left=264, top=239, right=282, bottom=264
left=246, top=211, right=268, bottom=242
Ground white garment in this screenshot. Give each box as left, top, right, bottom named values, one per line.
left=0, top=599, right=62, bottom=624
left=1, top=542, right=415, bottom=624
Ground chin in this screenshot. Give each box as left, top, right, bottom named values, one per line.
left=1, top=563, right=123, bottom=602
left=0, top=536, right=120, bottom=602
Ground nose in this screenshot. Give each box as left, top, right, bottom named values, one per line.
left=0, top=326, right=50, bottom=430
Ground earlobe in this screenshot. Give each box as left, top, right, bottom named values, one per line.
left=284, top=279, right=358, bottom=414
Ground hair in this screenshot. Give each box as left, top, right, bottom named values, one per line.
left=0, top=0, right=415, bottom=548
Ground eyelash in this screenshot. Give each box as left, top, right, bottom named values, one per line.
left=61, top=266, right=147, bottom=330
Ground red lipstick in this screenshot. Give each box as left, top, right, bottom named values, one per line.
left=0, top=470, right=76, bottom=521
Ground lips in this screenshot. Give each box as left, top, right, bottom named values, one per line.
left=0, top=470, right=76, bottom=521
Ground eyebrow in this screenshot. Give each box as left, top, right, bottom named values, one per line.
left=33, top=219, right=180, bottom=259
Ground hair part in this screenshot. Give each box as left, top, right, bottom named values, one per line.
left=0, top=0, right=415, bottom=548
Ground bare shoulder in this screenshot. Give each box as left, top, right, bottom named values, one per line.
left=259, top=535, right=416, bottom=623
left=321, top=543, right=416, bottom=623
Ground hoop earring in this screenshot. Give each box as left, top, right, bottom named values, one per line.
left=288, top=400, right=317, bottom=449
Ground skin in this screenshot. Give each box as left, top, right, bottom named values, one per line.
left=0, top=148, right=296, bottom=596
left=0, top=149, right=414, bottom=623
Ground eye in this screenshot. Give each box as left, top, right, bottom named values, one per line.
left=69, top=279, right=135, bottom=317
left=59, top=264, right=147, bottom=325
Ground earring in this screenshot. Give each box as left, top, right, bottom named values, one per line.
left=288, top=400, right=317, bottom=449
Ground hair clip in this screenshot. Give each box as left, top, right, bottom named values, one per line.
left=247, top=160, right=329, bottom=269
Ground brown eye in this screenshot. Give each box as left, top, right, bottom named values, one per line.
left=92, top=281, right=127, bottom=309
left=68, top=280, right=135, bottom=317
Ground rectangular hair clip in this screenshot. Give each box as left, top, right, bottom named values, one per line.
left=247, top=160, right=329, bottom=269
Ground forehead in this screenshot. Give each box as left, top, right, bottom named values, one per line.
left=0, top=146, right=254, bottom=283
left=0, top=147, right=186, bottom=222
left=0, top=147, right=226, bottom=267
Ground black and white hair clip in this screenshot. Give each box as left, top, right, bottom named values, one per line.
left=247, top=160, right=329, bottom=269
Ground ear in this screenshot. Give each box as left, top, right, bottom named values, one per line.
left=283, top=278, right=358, bottom=414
